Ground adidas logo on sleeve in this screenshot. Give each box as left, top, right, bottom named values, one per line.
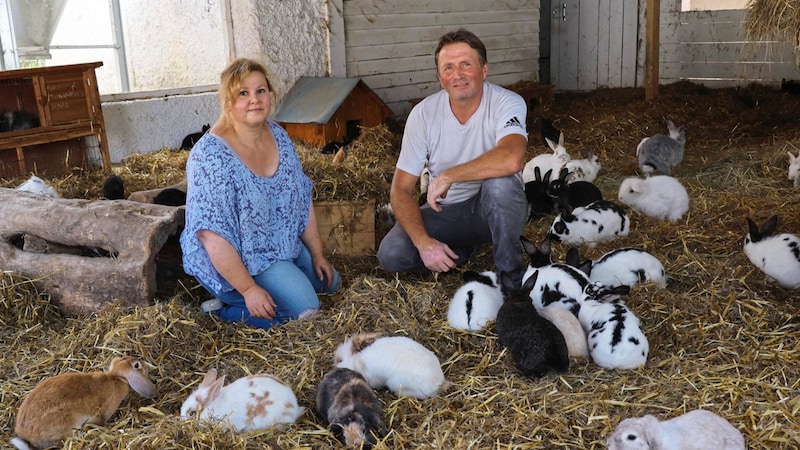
left=504, top=117, right=522, bottom=128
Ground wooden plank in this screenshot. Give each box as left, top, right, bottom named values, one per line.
left=345, top=21, right=537, bottom=47
left=660, top=61, right=800, bottom=80
left=598, top=0, right=613, bottom=88
left=577, top=0, right=600, bottom=91
left=646, top=0, right=660, bottom=100
left=344, top=9, right=537, bottom=31
left=620, top=0, right=639, bottom=87
left=661, top=42, right=797, bottom=64
left=347, top=35, right=538, bottom=64
left=349, top=46, right=538, bottom=77
left=343, top=0, right=532, bottom=16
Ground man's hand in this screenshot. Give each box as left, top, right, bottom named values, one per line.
left=426, top=174, right=452, bottom=212
left=418, top=238, right=459, bottom=272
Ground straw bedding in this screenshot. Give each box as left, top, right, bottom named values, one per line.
left=1, top=82, right=799, bottom=449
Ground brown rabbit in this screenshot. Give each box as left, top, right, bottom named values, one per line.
left=11, top=355, right=157, bottom=449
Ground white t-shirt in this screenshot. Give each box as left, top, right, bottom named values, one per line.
left=397, top=82, right=528, bottom=205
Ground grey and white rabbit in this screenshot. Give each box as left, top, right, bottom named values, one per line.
left=494, top=271, right=570, bottom=378
left=743, top=215, right=800, bottom=289
left=447, top=270, right=504, bottom=331
left=549, top=200, right=630, bottom=247
left=636, top=119, right=686, bottom=175
left=316, top=367, right=388, bottom=449
left=578, top=283, right=648, bottom=370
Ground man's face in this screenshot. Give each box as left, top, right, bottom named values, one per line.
left=437, top=42, right=488, bottom=103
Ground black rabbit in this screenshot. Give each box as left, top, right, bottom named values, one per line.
left=524, top=167, right=555, bottom=219
left=101, top=175, right=125, bottom=200
left=546, top=167, right=603, bottom=210
left=494, top=271, right=570, bottom=378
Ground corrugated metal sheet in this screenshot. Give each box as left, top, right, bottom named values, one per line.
left=273, top=77, right=361, bottom=124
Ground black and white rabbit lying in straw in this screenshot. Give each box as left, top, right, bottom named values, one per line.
left=743, top=215, right=800, bottom=289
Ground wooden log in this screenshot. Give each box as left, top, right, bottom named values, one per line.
left=127, top=179, right=187, bottom=204
left=0, top=188, right=184, bottom=316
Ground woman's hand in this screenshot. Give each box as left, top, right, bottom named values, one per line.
left=242, top=284, right=277, bottom=320
left=312, top=254, right=336, bottom=289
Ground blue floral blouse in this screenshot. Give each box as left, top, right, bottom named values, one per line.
left=180, top=120, right=313, bottom=294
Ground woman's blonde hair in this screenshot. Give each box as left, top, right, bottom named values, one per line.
left=216, top=58, right=273, bottom=133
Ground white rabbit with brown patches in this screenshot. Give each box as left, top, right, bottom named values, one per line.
left=11, top=356, right=157, bottom=450
left=333, top=332, right=447, bottom=399
left=180, top=369, right=304, bottom=432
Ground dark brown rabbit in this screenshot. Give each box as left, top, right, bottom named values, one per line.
left=316, top=367, right=387, bottom=449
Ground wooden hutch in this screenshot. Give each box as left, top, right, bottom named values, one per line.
left=0, top=62, right=111, bottom=179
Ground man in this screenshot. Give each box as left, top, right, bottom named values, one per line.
left=377, top=28, right=529, bottom=287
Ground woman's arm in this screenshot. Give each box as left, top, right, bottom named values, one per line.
left=197, top=229, right=277, bottom=320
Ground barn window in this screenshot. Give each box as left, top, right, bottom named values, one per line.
left=681, top=0, right=749, bottom=10
left=0, top=0, right=227, bottom=96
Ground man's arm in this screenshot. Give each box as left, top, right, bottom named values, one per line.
left=426, top=133, right=527, bottom=211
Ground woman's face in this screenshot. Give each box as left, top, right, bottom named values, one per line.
left=229, top=71, right=271, bottom=127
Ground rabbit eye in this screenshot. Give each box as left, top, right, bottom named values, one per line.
left=132, top=361, right=141, bottom=369
left=626, top=434, right=637, bottom=441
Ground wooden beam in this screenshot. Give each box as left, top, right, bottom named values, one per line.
left=645, top=0, right=660, bottom=100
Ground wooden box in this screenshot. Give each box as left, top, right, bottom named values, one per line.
left=0, top=62, right=111, bottom=179
left=314, top=199, right=375, bottom=256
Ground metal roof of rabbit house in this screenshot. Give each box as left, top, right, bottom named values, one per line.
left=273, top=77, right=392, bottom=147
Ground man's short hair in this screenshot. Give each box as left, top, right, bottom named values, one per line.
left=434, top=28, right=488, bottom=68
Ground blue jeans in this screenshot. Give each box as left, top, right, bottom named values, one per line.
left=198, top=244, right=341, bottom=330
left=377, top=174, right=527, bottom=286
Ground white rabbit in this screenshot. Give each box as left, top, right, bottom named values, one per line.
left=522, top=132, right=570, bottom=184
left=743, top=215, right=800, bottom=289
left=607, top=409, right=745, bottom=450
left=618, top=176, right=689, bottom=222
left=334, top=332, right=447, bottom=399
left=16, top=175, right=60, bottom=199
left=549, top=200, right=630, bottom=247
left=578, top=283, right=648, bottom=370
left=180, top=369, right=305, bottom=432
left=447, top=270, right=503, bottom=331
left=788, top=151, right=800, bottom=187
left=538, top=304, right=589, bottom=358
left=419, top=166, right=430, bottom=194
left=587, top=248, right=667, bottom=288
left=564, top=149, right=601, bottom=183
left=522, top=263, right=590, bottom=316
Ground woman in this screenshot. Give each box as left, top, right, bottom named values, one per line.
left=180, top=58, right=340, bottom=330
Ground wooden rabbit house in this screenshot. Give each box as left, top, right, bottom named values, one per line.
left=273, top=77, right=392, bottom=148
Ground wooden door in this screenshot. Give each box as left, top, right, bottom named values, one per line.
left=550, top=0, right=639, bottom=90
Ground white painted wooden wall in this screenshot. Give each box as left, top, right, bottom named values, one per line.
left=658, top=7, right=800, bottom=87
left=339, top=0, right=540, bottom=118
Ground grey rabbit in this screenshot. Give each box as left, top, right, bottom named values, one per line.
left=494, top=271, right=570, bottom=378
left=316, top=367, right=387, bottom=449
left=636, top=119, right=686, bottom=175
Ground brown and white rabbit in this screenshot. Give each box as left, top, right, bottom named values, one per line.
left=11, top=356, right=157, bottom=450
left=180, top=369, right=305, bottom=432
left=316, top=367, right=388, bottom=449
left=333, top=332, right=447, bottom=400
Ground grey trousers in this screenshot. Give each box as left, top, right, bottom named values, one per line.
left=377, top=174, right=528, bottom=286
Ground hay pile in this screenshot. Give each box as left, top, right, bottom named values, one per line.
left=746, top=0, right=800, bottom=67
left=1, top=82, right=799, bottom=449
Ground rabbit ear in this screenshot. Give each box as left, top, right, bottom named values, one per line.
left=558, top=131, right=565, bottom=147
left=746, top=217, right=761, bottom=240
left=543, top=168, right=553, bottom=183
left=352, top=332, right=382, bottom=353
left=545, top=137, right=556, bottom=151
left=534, top=166, right=542, bottom=181
left=565, top=247, right=580, bottom=267
left=558, top=167, right=569, bottom=180
left=205, top=376, right=226, bottom=403
left=198, top=369, right=218, bottom=388
left=121, top=359, right=157, bottom=398
left=760, top=215, right=779, bottom=236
